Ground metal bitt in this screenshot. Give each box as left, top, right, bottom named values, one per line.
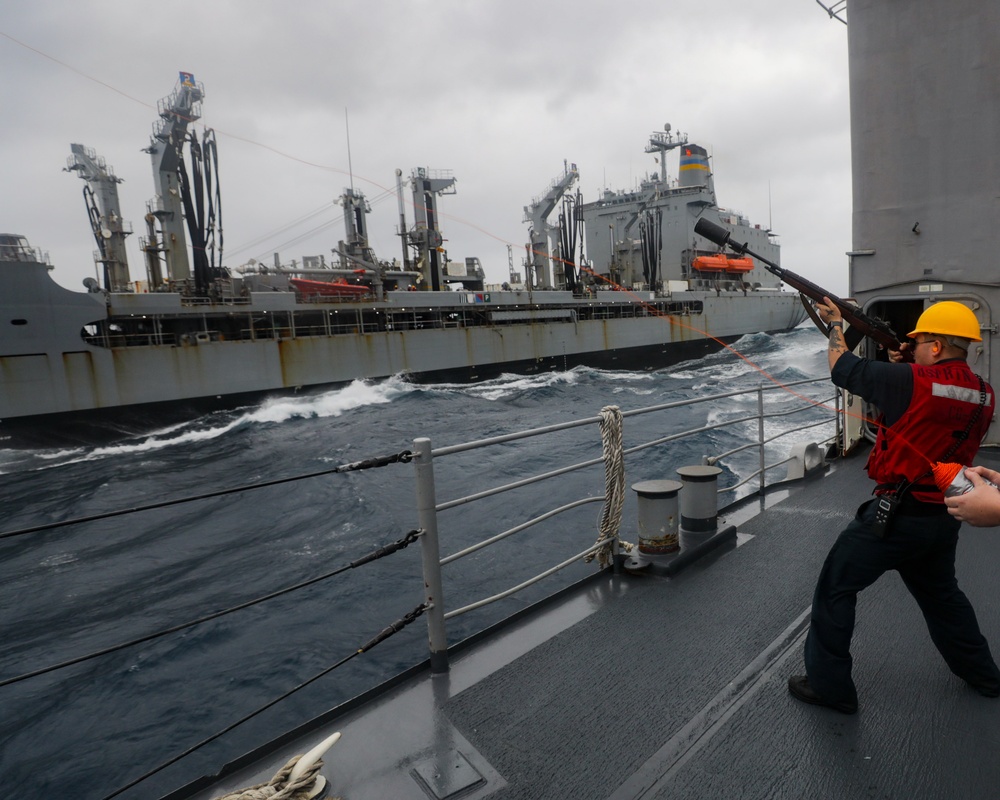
left=632, top=480, right=683, bottom=558
left=413, top=437, right=449, bottom=673
left=676, top=465, right=723, bottom=534
left=784, top=442, right=826, bottom=480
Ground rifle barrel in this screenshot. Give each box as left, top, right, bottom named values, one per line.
left=692, top=218, right=902, bottom=350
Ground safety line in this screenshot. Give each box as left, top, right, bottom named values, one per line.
left=0, top=530, right=420, bottom=688
left=0, top=450, right=410, bottom=541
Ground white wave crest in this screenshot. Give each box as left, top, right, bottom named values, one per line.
left=421, top=369, right=582, bottom=401
left=246, top=377, right=412, bottom=422
left=16, top=378, right=418, bottom=467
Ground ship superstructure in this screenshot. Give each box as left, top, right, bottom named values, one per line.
left=844, top=0, right=1000, bottom=444
left=580, top=126, right=780, bottom=295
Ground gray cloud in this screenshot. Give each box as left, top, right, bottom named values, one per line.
left=1, top=0, right=851, bottom=295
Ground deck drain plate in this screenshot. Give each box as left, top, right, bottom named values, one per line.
left=411, top=749, right=486, bottom=799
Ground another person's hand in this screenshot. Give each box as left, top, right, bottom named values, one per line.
left=968, top=465, right=1000, bottom=484
left=945, top=468, right=1000, bottom=526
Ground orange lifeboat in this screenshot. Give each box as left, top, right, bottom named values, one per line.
left=691, top=255, right=729, bottom=272
left=289, top=277, right=372, bottom=298
left=723, top=257, right=755, bottom=274
left=691, top=255, right=755, bottom=274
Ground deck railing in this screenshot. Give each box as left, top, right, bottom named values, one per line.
left=410, top=376, right=838, bottom=671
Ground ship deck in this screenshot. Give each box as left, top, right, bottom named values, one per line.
left=176, top=447, right=1000, bottom=800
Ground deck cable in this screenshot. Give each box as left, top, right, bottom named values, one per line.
left=0, top=529, right=422, bottom=689
left=0, top=449, right=412, bottom=542
left=99, top=603, right=428, bottom=800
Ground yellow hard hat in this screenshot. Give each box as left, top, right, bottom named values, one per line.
left=907, top=301, right=982, bottom=341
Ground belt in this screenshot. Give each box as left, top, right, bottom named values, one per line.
left=873, top=483, right=947, bottom=517
left=875, top=483, right=936, bottom=494
left=894, top=497, right=949, bottom=517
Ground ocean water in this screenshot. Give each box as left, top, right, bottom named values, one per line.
left=0, top=325, right=832, bottom=799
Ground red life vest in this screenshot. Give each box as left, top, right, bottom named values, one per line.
left=866, top=360, right=994, bottom=503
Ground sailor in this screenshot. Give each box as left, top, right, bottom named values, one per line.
left=789, top=298, right=1000, bottom=714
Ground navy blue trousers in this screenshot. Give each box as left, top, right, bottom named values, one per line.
left=804, top=498, right=1000, bottom=706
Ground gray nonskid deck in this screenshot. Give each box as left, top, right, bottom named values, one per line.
left=443, top=453, right=1000, bottom=800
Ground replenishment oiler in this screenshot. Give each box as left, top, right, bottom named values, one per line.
left=0, top=76, right=805, bottom=445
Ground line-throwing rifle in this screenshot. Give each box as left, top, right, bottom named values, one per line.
left=693, top=217, right=903, bottom=352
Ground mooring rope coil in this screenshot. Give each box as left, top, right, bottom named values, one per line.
left=587, top=405, right=630, bottom=567
left=213, top=753, right=333, bottom=800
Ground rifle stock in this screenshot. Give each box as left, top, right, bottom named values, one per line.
left=693, top=218, right=903, bottom=351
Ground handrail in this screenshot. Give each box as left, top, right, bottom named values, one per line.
left=711, top=414, right=835, bottom=464
left=432, top=377, right=828, bottom=457
left=436, top=383, right=836, bottom=510
left=708, top=396, right=836, bottom=463
left=444, top=539, right=609, bottom=620
left=436, top=456, right=605, bottom=511
left=440, top=497, right=604, bottom=565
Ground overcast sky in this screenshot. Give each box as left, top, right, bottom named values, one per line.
left=1, top=0, right=851, bottom=295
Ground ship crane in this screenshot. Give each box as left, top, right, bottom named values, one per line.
left=406, top=168, right=456, bottom=291
left=523, top=161, right=578, bottom=289
left=141, top=72, right=204, bottom=288
left=338, top=188, right=378, bottom=268
left=64, top=144, right=133, bottom=292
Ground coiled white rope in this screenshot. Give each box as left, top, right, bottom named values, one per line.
left=587, top=405, right=631, bottom=567
left=214, top=732, right=341, bottom=800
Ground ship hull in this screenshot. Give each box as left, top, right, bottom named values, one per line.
left=0, top=273, right=805, bottom=446
left=0, top=331, right=761, bottom=447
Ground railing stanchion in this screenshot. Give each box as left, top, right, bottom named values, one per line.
left=757, top=384, right=766, bottom=496
left=835, top=388, right=843, bottom=455
left=413, top=437, right=449, bottom=673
